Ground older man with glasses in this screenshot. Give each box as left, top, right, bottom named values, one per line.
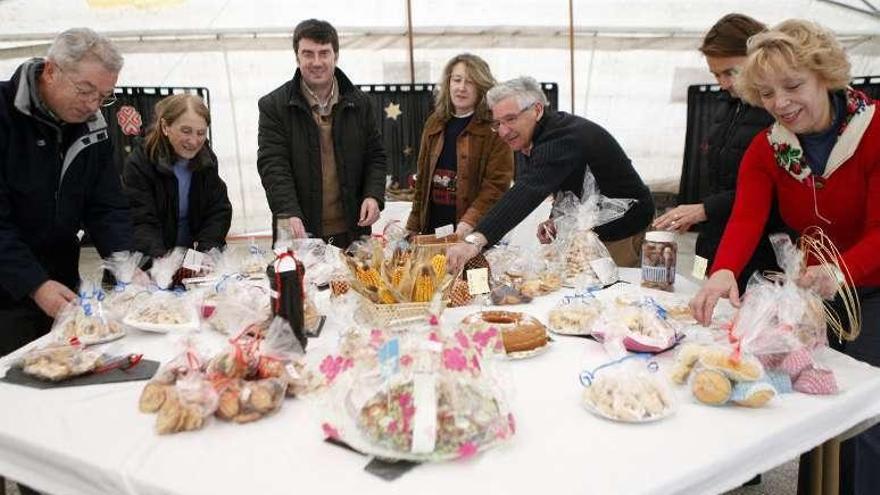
left=447, top=76, right=655, bottom=273
left=0, top=28, right=132, bottom=358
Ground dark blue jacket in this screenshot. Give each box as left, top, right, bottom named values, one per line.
left=476, top=109, right=654, bottom=246
left=0, top=59, right=132, bottom=307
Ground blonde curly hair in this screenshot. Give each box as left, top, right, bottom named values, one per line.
left=735, top=19, right=851, bottom=106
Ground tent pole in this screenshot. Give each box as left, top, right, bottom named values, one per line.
left=406, top=0, right=415, bottom=84
left=569, top=0, right=575, bottom=112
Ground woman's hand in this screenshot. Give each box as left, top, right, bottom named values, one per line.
left=690, top=269, right=741, bottom=325
left=797, top=264, right=841, bottom=300
left=653, top=203, right=707, bottom=233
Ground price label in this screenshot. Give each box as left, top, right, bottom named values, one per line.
left=692, top=255, right=708, bottom=280
left=434, top=224, right=454, bottom=239
left=466, top=268, right=490, bottom=295
left=182, top=249, right=206, bottom=272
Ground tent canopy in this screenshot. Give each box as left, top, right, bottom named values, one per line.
left=2, top=0, right=878, bottom=234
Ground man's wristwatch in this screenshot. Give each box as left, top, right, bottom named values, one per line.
left=463, top=233, right=485, bottom=250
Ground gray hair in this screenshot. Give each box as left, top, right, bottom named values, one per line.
left=47, top=28, right=124, bottom=73
left=486, top=76, right=549, bottom=110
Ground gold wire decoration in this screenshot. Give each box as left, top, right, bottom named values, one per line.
left=798, top=227, right=861, bottom=342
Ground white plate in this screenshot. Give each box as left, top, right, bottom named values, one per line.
left=581, top=395, right=675, bottom=423
left=122, top=316, right=199, bottom=333
left=505, top=340, right=552, bottom=360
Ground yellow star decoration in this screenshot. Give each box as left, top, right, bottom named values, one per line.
left=384, top=102, right=402, bottom=120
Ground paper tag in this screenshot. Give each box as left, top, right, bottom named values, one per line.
left=285, top=363, right=302, bottom=380
left=410, top=373, right=438, bottom=454
left=378, top=338, right=400, bottom=379
left=692, top=255, right=708, bottom=280
left=276, top=256, right=297, bottom=273
left=434, top=224, right=454, bottom=239
left=182, top=249, right=206, bottom=272
left=589, top=257, right=617, bottom=285
left=466, top=268, right=490, bottom=295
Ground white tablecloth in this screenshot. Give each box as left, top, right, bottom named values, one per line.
left=1, top=269, right=880, bottom=495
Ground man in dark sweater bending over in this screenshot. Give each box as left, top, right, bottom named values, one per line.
left=447, top=76, right=654, bottom=273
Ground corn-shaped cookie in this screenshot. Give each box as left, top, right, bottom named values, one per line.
left=431, top=254, right=447, bottom=278
left=390, top=265, right=404, bottom=288
left=356, top=262, right=381, bottom=289
left=378, top=287, right=397, bottom=304
left=411, top=266, right=435, bottom=302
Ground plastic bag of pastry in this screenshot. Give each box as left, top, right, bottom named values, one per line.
left=253, top=317, right=321, bottom=397
left=547, top=295, right=603, bottom=335
left=317, top=318, right=514, bottom=461
left=552, top=195, right=618, bottom=288
left=241, top=242, right=271, bottom=277
left=730, top=235, right=829, bottom=358
left=720, top=234, right=846, bottom=394
left=214, top=377, right=287, bottom=423
left=102, top=251, right=150, bottom=321
left=16, top=341, right=103, bottom=381
left=149, top=247, right=187, bottom=290
left=140, top=343, right=216, bottom=434
left=580, top=355, right=676, bottom=422
left=292, top=238, right=333, bottom=287
left=123, top=288, right=200, bottom=333
left=142, top=348, right=215, bottom=433
left=592, top=298, right=678, bottom=354
left=204, top=297, right=267, bottom=336
left=51, top=275, right=125, bottom=345
left=302, top=283, right=324, bottom=336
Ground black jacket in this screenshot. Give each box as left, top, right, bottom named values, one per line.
left=697, top=92, right=787, bottom=289
left=122, top=142, right=232, bottom=258
left=477, top=109, right=655, bottom=246
left=0, top=59, right=131, bottom=307
left=256, top=67, right=387, bottom=238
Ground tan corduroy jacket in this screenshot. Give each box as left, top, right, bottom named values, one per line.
left=406, top=113, right=514, bottom=233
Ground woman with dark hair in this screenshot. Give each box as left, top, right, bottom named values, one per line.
left=405, top=53, right=513, bottom=236
left=123, top=94, right=232, bottom=258
left=654, top=13, right=786, bottom=291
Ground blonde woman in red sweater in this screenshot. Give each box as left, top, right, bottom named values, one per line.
left=690, top=19, right=880, bottom=494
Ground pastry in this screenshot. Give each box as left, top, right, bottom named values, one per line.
left=583, top=373, right=674, bottom=422
left=462, top=311, right=548, bottom=354
left=691, top=368, right=732, bottom=406
left=547, top=304, right=600, bottom=335
left=139, top=382, right=169, bottom=413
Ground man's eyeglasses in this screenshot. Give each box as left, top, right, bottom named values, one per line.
left=57, top=64, right=117, bottom=107
left=490, top=103, right=535, bottom=132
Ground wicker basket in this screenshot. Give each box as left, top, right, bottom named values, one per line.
left=355, top=296, right=446, bottom=328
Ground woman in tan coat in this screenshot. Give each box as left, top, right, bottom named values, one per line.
left=406, top=53, right=514, bottom=236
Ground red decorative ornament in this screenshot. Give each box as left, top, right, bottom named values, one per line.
left=116, top=105, right=143, bottom=136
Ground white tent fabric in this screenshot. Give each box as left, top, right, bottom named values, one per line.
left=1, top=0, right=879, bottom=234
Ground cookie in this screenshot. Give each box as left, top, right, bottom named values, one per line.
left=233, top=412, right=263, bottom=424
left=156, top=397, right=183, bottom=434
left=250, top=384, right=275, bottom=413
left=139, top=382, right=168, bottom=413
left=691, top=368, right=732, bottom=406
left=217, top=389, right=241, bottom=419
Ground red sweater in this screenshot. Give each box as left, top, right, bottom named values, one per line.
left=712, top=101, right=880, bottom=286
